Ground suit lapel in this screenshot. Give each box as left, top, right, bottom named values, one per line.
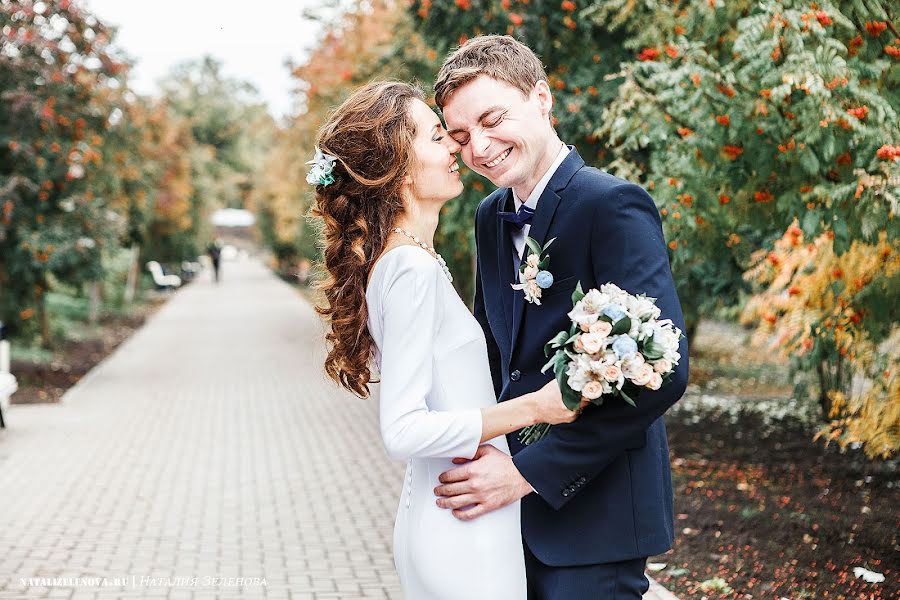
left=509, top=187, right=560, bottom=354
left=508, top=148, right=586, bottom=358
left=495, top=189, right=516, bottom=349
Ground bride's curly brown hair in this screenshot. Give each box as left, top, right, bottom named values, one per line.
left=310, top=81, right=425, bottom=398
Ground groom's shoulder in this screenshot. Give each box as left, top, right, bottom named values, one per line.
left=475, top=187, right=506, bottom=221
left=570, top=165, right=634, bottom=197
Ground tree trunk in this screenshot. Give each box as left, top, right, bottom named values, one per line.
left=681, top=301, right=701, bottom=346
left=88, top=281, right=101, bottom=325
left=817, top=360, right=831, bottom=421
left=124, top=245, right=140, bottom=304
left=37, top=289, right=50, bottom=349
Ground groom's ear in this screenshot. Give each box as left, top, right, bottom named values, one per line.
left=533, top=80, right=554, bottom=117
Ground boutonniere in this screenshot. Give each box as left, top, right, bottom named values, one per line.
left=512, top=236, right=556, bottom=305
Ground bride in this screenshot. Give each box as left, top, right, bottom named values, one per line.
left=311, top=81, right=586, bottom=599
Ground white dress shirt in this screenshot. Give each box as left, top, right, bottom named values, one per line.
left=511, top=143, right=571, bottom=264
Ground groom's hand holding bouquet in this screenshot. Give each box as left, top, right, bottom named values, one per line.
left=519, top=280, right=684, bottom=445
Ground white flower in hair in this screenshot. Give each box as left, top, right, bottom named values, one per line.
left=306, top=147, right=338, bottom=186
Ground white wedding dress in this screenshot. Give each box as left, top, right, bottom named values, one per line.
left=366, top=245, right=527, bottom=600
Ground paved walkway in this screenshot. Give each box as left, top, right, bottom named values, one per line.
left=0, top=256, right=676, bottom=599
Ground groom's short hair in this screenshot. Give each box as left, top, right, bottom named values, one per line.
left=434, top=35, right=547, bottom=110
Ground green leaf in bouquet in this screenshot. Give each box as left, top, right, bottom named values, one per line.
left=545, top=330, right=570, bottom=356
left=610, top=316, right=632, bottom=336
left=538, top=257, right=550, bottom=270
left=542, top=348, right=567, bottom=374
left=642, top=338, right=665, bottom=361
left=564, top=331, right=581, bottom=345
left=571, top=281, right=585, bottom=305
left=558, top=368, right=582, bottom=411
left=619, top=387, right=637, bottom=408
left=643, top=347, right=665, bottom=361
left=541, top=353, right=557, bottom=374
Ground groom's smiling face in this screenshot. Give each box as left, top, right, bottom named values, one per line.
left=442, top=75, right=555, bottom=195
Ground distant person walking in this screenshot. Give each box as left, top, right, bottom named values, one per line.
left=207, top=239, right=224, bottom=283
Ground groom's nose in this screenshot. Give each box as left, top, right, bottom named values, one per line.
left=470, top=129, right=491, bottom=159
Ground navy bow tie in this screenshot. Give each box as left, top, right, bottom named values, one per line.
left=498, top=204, right=536, bottom=230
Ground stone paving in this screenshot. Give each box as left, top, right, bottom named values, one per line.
left=0, top=255, right=676, bottom=600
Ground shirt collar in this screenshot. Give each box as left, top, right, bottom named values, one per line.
left=513, top=143, right=571, bottom=211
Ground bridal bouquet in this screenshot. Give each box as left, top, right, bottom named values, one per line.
left=519, top=282, right=683, bottom=445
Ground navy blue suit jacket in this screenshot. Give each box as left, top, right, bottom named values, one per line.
left=472, top=148, right=689, bottom=567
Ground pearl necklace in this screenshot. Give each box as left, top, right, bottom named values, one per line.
left=392, top=227, right=453, bottom=282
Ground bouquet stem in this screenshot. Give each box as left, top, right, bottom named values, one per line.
left=518, top=422, right=552, bottom=445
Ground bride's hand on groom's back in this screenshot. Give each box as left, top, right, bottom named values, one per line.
left=534, top=379, right=589, bottom=426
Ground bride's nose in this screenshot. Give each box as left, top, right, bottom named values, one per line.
left=446, top=136, right=461, bottom=154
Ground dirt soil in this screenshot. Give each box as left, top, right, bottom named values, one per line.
left=651, top=337, right=898, bottom=599
left=9, top=298, right=166, bottom=404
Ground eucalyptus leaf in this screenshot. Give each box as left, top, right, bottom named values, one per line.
left=611, top=316, right=632, bottom=336
left=572, top=282, right=585, bottom=305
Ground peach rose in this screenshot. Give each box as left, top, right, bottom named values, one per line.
left=589, top=321, right=613, bottom=337
left=581, top=380, right=604, bottom=400
left=652, top=358, right=672, bottom=374
left=602, top=363, right=622, bottom=383
left=647, top=371, right=663, bottom=390
left=580, top=333, right=605, bottom=355
left=573, top=336, right=585, bottom=352
left=631, top=363, right=654, bottom=387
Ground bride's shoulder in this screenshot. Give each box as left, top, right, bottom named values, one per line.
left=368, top=245, right=441, bottom=295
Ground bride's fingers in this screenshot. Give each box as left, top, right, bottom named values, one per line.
left=435, top=493, right=478, bottom=510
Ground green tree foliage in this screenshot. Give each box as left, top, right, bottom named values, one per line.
left=1, top=1, right=274, bottom=346
left=0, top=0, right=129, bottom=342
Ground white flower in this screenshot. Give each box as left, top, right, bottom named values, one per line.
left=566, top=354, right=592, bottom=391
left=513, top=279, right=542, bottom=305
left=621, top=354, right=646, bottom=379
left=568, top=301, right=600, bottom=330
left=305, top=147, right=337, bottom=186
left=638, top=322, right=657, bottom=341
left=581, top=289, right=610, bottom=314
left=627, top=295, right=660, bottom=321
left=599, top=282, right=625, bottom=299
left=526, top=253, right=540, bottom=268
left=523, top=265, right=539, bottom=280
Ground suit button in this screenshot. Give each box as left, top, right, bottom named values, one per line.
left=577, top=476, right=586, bottom=484
left=510, top=370, right=521, bottom=382
left=561, top=489, right=571, bottom=497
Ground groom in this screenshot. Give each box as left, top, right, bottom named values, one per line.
left=432, top=35, right=689, bottom=598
